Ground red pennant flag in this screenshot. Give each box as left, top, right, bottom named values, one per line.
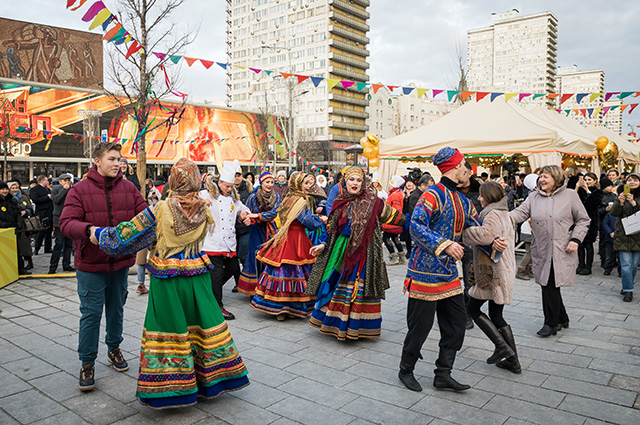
left=183, top=57, right=198, bottom=67
left=629, top=104, right=639, bottom=114
left=281, top=72, right=294, bottom=79
left=580, top=109, right=587, bottom=117
left=372, top=84, right=384, bottom=94
left=476, top=92, right=490, bottom=102
left=200, top=59, right=214, bottom=69
left=547, top=94, right=560, bottom=99
left=296, top=75, right=310, bottom=84
left=125, top=41, right=142, bottom=60
left=461, top=91, right=474, bottom=101
left=560, top=94, right=574, bottom=104
left=387, top=85, right=399, bottom=93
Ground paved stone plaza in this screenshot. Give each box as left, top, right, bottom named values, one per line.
left=0, top=254, right=639, bottom=425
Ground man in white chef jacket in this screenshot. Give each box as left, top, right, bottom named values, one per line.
left=200, top=160, right=255, bottom=320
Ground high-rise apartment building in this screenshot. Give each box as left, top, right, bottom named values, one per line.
left=556, top=65, right=622, bottom=134
left=467, top=9, right=558, bottom=104
left=226, top=0, right=370, bottom=166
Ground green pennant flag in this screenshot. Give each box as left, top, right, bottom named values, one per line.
left=610, top=105, right=620, bottom=110
left=447, top=90, right=460, bottom=102
left=264, top=70, right=273, bottom=76
left=619, top=91, right=635, bottom=100
left=108, top=27, right=127, bottom=42
left=532, top=93, right=546, bottom=100
left=169, top=55, right=182, bottom=64
left=356, top=82, right=368, bottom=92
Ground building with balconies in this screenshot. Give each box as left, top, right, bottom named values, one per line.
left=226, top=0, right=371, bottom=169
left=467, top=9, right=559, bottom=107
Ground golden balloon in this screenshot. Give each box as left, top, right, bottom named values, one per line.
left=368, top=157, right=380, bottom=168
left=359, top=137, right=370, bottom=149
left=602, top=141, right=619, bottom=164
left=563, top=157, right=574, bottom=168
left=595, top=136, right=609, bottom=151
left=367, top=133, right=380, bottom=146
left=363, top=146, right=375, bottom=159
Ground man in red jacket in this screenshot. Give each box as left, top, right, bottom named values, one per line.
left=60, top=142, right=147, bottom=392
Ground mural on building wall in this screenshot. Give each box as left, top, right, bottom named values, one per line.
left=0, top=18, right=103, bottom=89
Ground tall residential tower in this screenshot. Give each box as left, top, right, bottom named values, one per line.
left=226, top=0, right=370, bottom=166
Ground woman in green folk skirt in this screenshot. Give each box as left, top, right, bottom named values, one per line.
left=95, top=158, right=249, bottom=409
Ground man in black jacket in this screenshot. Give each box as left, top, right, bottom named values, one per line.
left=30, top=175, right=54, bottom=255
left=0, top=181, right=29, bottom=274
left=49, top=173, right=75, bottom=274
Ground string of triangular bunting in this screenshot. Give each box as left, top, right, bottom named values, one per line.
left=556, top=104, right=639, bottom=118
left=152, top=51, right=640, bottom=107
left=67, top=0, right=144, bottom=59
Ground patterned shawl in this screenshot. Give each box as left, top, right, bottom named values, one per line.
left=256, top=178, right=277, bottom=213
left=330, top=166, right=382, bottom=272
left=166, top=158, right=209, bottom=235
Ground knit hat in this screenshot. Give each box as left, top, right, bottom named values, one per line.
left=600, top=177, right=613, bottom=190
left=119, top=157, right=128, bottom=164
left=432, top=147, right=464, bottom=173
left=220, top=160, right=240, bottom=184
left=259, top=171, right=273, bottom=184
left=523, top=174, right=539, bottom=191
left=276, top=170, right=287, bottom=178
left=0, top=181, right=8, bottom=190
left=7, top=178, right=21, bottom=187
left=389, top=175, right=405, bottom=189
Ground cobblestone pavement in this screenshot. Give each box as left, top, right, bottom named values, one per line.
left=1, top=253, right=639, bottom=425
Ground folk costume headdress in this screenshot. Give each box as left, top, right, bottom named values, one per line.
left=261, top=171, right=312, bottom=251
left=154, top=158, right=214, bottom=258
left=432, top=147, right=464, bottom=173
left=255, top=171, right=277, bottom=212
left=330, top=166, right=382, bottom=273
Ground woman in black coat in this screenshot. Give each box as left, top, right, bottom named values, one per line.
left=0, top=181, right=29, bottom=274
left=576, top=172, right=604, bottom=275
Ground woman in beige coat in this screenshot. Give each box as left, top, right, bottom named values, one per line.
left=463, top=182, right=519, bottom=373
left=510, top=165, right=590, bottom=338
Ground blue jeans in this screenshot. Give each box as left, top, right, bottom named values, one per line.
left=77, top=268, right=129, bottom=365
left=618, top=251, right=640, bottom=293
left=137, top=265, right=146, bottom=284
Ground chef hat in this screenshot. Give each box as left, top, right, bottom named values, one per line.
left=389, top=175, right=405, bottom=189
left=523, top=174, right=539, bottom=191
left=220, top=159, right=241, bottom=184
left=371, top=172, right=381, bottom=184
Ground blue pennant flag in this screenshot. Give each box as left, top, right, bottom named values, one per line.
left=490, top=93, right=504, bottom=102
left=310, top=77, right=323, bottom=87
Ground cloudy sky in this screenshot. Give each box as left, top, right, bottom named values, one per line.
left=2, top=0, right=639, bottom=128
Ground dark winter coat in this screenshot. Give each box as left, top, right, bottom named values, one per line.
left=60, top=166, right=147, bottom=273
left=577, top=186, right=604, bottom=243
left=598, top=190, right=617, bottom=221
left=29, top=184, right=53, bottom=219
left=0, top=193, right=22, bottom=229
left=51, top=185, right=70, bottom=228
left=602, top=213, right=616, bottom=244
left=610, top=186, right=640, bottom=252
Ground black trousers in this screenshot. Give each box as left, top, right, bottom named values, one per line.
left=603, top=243, right=617, bottom=272
left=207, top=255, right=240, bottom=308
left=383, top=232, right=403, bottom=254
left=577, top=241, right=594, bottom=270
left=400, top=294, right=466, bottom=373
left=49, top=227, right=72, bottom=271
left=541, top=265, right=569, bottom=327
left=466, top=297, right=508, bottom=328
left=34, top=217, right=52, bottom=253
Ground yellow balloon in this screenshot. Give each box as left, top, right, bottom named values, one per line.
left=367, top=133, right=379, bottom=146
left=602, top=141, right=619, bottom=164
left=363, top=146, right=375, bottom=159
left=360, top=137, right=371, bottom=149
left=563, top=157, right=574, bottom=168
left=371, top=145, right=379, bottom=157
left=595, top=136, right=609, bottom=151
left=368, top=157, right=380, bottom=168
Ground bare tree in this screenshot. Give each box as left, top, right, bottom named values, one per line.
left=446, top=40, right=472, bottom=105
left=105, top=0, right=195, bottom=196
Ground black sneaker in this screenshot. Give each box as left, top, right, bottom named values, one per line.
left=623, top=292, right=633, bottom=302
left=63, top=266, right=76, bottom=272
left=107, top=348, right=129, bottom=372
left=79, top=364, right=95, bottom=391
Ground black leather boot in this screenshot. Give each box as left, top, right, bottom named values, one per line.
left=399, top=353, right=422, bottom=392
left=473, top=313, right=515, bottom=364
left=433, top=348, right=470, bottom=391
left=495, top=325, right=521, bottom=374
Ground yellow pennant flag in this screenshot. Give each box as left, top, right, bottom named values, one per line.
left=590, top=93, right=603, bottom=103
left=505, top=93, right=518, bottom=103
left=88, top=9, right=112, bottom=31
left=416, top=88, right=430, bottom=99
left=325, top=79, right=340, bottom=90
left=593, top=107, right=602, bottom=117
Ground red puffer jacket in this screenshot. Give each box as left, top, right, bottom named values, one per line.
left=382, top=188, right=404, bottom=234
left=60, top=166, right=147, bottom=273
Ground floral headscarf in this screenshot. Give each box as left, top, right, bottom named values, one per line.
left=166, top=158, right=209, bottom=235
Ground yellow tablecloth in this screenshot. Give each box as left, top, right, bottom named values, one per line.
left=0, top=228, right=19, bottom=289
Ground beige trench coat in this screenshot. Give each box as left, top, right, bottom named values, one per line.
left=463, top=203, right=516, bottom=304
left=509, top=185, right=590, bottom=287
